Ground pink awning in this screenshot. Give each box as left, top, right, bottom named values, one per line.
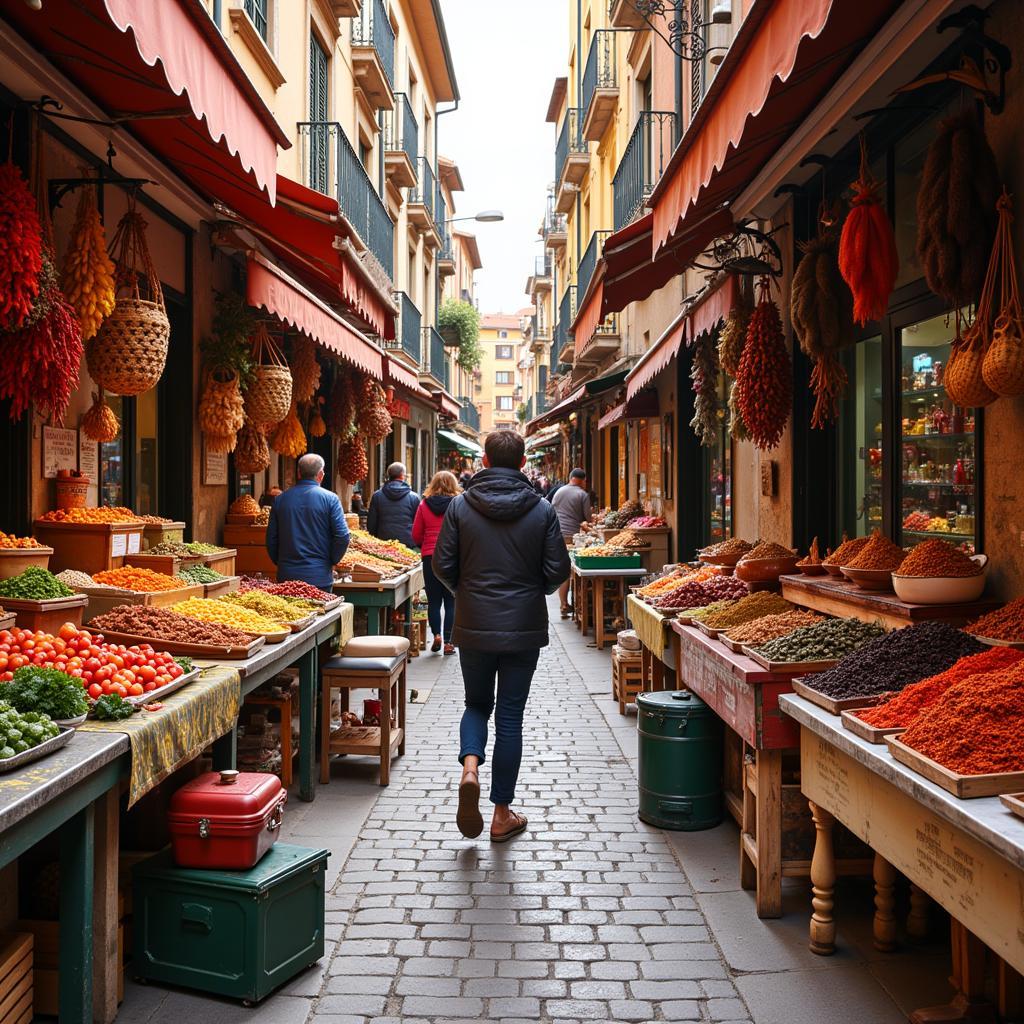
left=526, top=385, right=586, bottom=435
left=690, top=275, right=739, bottom=343
left=597, top=402, right=626, bottom=431
left=572, top=276, right=608, bottom=359
left=386, top=357, right=428, bottom=396
left=247, top=254, right=384, bottom=380
left=437, top=392, right=462, bottom=419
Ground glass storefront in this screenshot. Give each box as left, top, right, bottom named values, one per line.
left=705, top=372, right=731, bottom=543
left=837, top=337, right=883, bottom=538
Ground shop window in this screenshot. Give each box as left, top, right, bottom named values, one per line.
left=836, top=337, right=883, bottom=539
left=245, top=0, right=269, bottom=42
left=704, top=373, right=731, bottom=543
left=308, top=33, right=330, bottom=193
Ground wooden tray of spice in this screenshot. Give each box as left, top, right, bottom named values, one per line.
left=286, top=612, right=316, bottom=633
left=790, top=677, right=882, bottom=715
left=92, top=629, right=265, bottom=661
left=719, top=635, right=746, bottom=654
left=840, top=709, right=906, bottom=744
left=0, top=614, right=15, bottom=632
left=999, top=793, right=1024, bottom=820
left=973, top=635, right=1024, bottom=650
left=886, top=736, right=1024, bottom=799
left=744, top=649, right=839, bottom=676
left=694, top=620, right=724, bottom=640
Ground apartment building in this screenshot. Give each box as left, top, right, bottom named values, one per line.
left=442, top=228, right=484, bottom=442
left=477, top=312, right=529, bottom=434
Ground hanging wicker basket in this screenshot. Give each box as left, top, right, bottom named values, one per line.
left=982, top=192, right=1024, bottom=396
left=86, top=202, right=169, bottom=396
left=244, top=322, right=292, bottom=426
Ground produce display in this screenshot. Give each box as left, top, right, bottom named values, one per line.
left=228, top=494, right=261, bottom=517
left=2, top=665, right=88, bottom=720
left=637, top=566, right=718, bottom=598
left=92, top=566, right=185, bottom=592
left=0, top=567, right=74, bottom=601
left=576, top=544, right=632, bottom=558
left=653, top=574, right=747, bottom=612
left=240, top=578, right=335, bottom=602
left=38, top=506, right=142, bottom=524
left=177, top=564, right=226, bottom=585
left=185, top=542, right=228, bottom=555
left=0, top=703, right=61, bottom=759
left=601, top=501, right=643, bottom=529
left=254, top=506, right=271, bottom=527
left=145, top=542, right=194, bottom=557
left=604, top=530, right=648, bottom=549
left=722, top=610, right=823, bottom=647
left=347, top=531, right=418, bottom=567
left=138, top=515, right=175, bottom=525
left=92, top=693, right=136, bottom=720
left=801, top=621, right=983, bottom=700
left=169, top=597, right=284, bottom=634
left=0, top=532, right=44, bottom=549
left=57, top=569, right=115, bottom=590
left=898, top=539, right=982, bottom=578
left=627, top=516, right=667, bottom=528
left=218, top=591, right=309, bottom=624
left=89, top=606, right=252, bottom=648
left=751, top=617, right=884, bottom=664
left=700, top=538, right=752, bottom=559
left=821, top=535, right=870, bottom=567
left=854, top=647, right=1024, bottom=731
left=740, top=541, right=795, bottom=561
left=61, top=183, right=116, bottom=341
left=843, top=531, right=906, bottom=572
left=339, top=553, right=405, bottom=579
left=687, top=600, right=739, bottom=623
left=965, top=597, right=1024, bottom=642
left=695, top=592, right=793, bottom=631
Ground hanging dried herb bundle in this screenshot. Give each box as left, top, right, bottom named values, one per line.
left=327, top=365, right=355, bottom=440
left=198, top=370, right=246, bottom=452
left=82, top=391, right=120, bottom=443
left=728, top=381, right=749, bottom=441
left=290, top=335, right=320, bottom=406
left=269, top=402, right=306, bottom=458
left=718, top=293, right=752, bottom=377
left=357, top=376, right=393, bottom=443
left=840, top=137, right=899, bottom=325
left=735, top=277, right=791, bottom=451
left=336, top=433, right=368, bottom=483
left=689, top=330, right=720, bottom=446
left=308, top=397, right=326, bottom=438
left=982, top=190, right=1024, bottom=396
left=0, top=161, right=43, bottom=332
left=235, top=420, right=271, bottom=474
left=917, top=110, right=999, bottom=307
left=61, top=183, right=116, bottom=341
left=791, top=231, right=855, bottom=427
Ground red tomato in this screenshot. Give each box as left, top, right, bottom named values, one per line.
left=128, top=683, right=144, bottom=696
left=88, top=683, right=103, bottom=699
left=58, top=623, right=78, bottom=641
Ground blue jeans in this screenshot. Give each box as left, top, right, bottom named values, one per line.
left=422, top=556, right=454, bottom=643
left=458, top=647, right=540, bottom=805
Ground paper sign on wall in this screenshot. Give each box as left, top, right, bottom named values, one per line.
left=202, top=445, right=228, bottom=486
left=78, top=432, right=98, bottom=483
left=42, top=426, right=78, bottom=479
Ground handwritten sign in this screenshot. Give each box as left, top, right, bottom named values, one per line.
left=78, top=432, right=98, bottom=483
left=42, top=426, right=78, bottom=479
left=202, top=446, right=227, bottom=486
left=127, top=531, right=142, bottom=554
left=111, top=532, right=128, bottom=558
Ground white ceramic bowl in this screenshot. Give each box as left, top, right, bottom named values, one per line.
left=891, top=555, right=988, bottom=605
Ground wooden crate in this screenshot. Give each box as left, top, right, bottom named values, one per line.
left=32, top=521, right=145, bottom=575
left=2, top=595, right=87, bottom=634
left=0, top=548, right=52, bottom=580
left=201, top=550, right=236, bottom=576
left=611, top=648, right=644, bottom=715
left=233, top=544, right=277, bottom=580
left=141, top=522, right=185, bottom=550
left=222, top=524, right=268, bottom=547
left=0, top=932, right=32, bottom=1024
left=81, top=584, right=205, bottom=622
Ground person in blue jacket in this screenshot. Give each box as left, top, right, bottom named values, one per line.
left=366, top=462, right=420, bottom=549
left=266, top=453, right=349, bottom=591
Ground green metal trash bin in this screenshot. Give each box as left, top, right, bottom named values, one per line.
left=637, top=689, right=723, bottom=830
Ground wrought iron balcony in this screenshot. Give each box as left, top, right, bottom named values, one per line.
left=577, top=230, right=610, bottom=302
left=422, top=325, right=449, bottom=391
left=555, top=284, right=577, bottom=366
left=543, top=194, right=568, bottom=250
left=613, top=111, right=678, bottom=230
left=351, top=0, right=395, bottom=108
left=383, top=93, right=418, bottom=189
left=298, top=122, right=394, bottom=281
left=458, top=398, right=480, bottom=432
left=582, top=31, right=618, bottom=141
left=409, top=157, right=440, bottom=245
left=555, top=108, right=588, bottom=214
left=436, top=185, right=453, bottom=270
left=385, top=291, right=420, bottom=364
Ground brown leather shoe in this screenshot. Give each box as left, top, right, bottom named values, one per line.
left=456, top=769, right=483, bottom=838
left=444, top=642, right=456, bottom=655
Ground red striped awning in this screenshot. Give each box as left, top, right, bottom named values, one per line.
left=525, top=385, right=585, bottom=435
left=437, top=392, right=462, bottom=419
left=690, top=275, right=739, bottom=343
left=597, top=402, right=626, bottom=431
left=247, top=254, right=384, bottom=380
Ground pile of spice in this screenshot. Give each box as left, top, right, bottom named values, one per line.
left=965, top=597, right=1024, bottom=641
left=93, top=566, right=184, bottom=592
left=146, top=541, right=195, bottom=557
left=218, top=591, right=309, bottom=624
left=855, top=647, right=1024, bottom=730
left=240, top=578, right=335, bottom=602
left=701, top=538, right=752, bottom=559
left=844, top=531, right=906, bottom=571
left=898, top=539, right=982, bottom=578
left=38, top=506, right=143, bottom=524
left=697, top=591, right=793, bottom=631
left=138, top=515, right=174, bottom=525
left=797, top=538, right=822, bottom=568
left=178, top=564, right=226, bottom=585
left=752, top=617, right=884, bottom=664
left=899, top=665, right=1024, bottom=775
left=254, top=506, right=271, bottom=527
left=186, top=542, right=229, bottom=555
left=169, top=597, right=283, bottom=634
left=57, top=569, right=116, bottom=590
left=0, top=567, right=74, bottom=600
left=822, top=535, right=870, bottom=567
left=724, top=610, right=823, bottom=647
left=228, top=494, right=261, bottom=517
left=805, top=621, right=984, bottom=699
left=741, top=541, right=795, bottom=561
left=90, top=605, right=252, bottom=646
left=639, top=566, right=718, bottom=597
left=688, top=599, right=740, bottom=623
left=653, top=574, right=747, bottom=611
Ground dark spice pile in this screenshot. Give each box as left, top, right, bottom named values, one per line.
left=91, top=605, right=252, bottom=646
left=753, top=617, right=884, bottom=663
left=806, top=621, right=984, bottom=699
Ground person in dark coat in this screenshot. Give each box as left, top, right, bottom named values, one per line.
left=433, top=431, right=571, bottom=843
left=266, top=454, right=349, bottom=592
left=411, top=470, right=459, bottom=655
left=366, top=462, right=420, bottom=549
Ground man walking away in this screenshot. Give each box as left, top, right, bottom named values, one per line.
left=367, top=462, right=420, bottom=549
left=266, top=454, right=349, bottom=591
left=433, top=431, right=570, bottom=842
left=550, top=468, right=591, bottom=618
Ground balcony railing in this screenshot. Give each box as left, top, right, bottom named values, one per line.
left=410, top=156, right=437, bottom=225
left=384, top=92, right=418, bottom=168
left=386, top=291, right=420, bottom=364
left=298, top=122, right=394, bottom=279
left=437, top=184, right=450, bottom=253
left=553, top=284, right=577, bottom=368
left=582, top=31, right=617, bottom=123
left=538, top=365, right=548, bottom=413
left=244, top=0, right=268, bottom=40
left=555, top=108, right=586, bottom=186
left=458, top=398, right=480, bottom=432
left=423, top=325, right=449, bottom=391
left=352, top=0, right=395, bottom=88
left=543, top=196, right=567, bottom=241
left=613, top=111, right=678, bottom=230
left=578, top=230, right=610, bottom=301
left=535, top=253, right=552, bottom=278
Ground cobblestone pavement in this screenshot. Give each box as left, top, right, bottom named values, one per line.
left=308, top=619, right=752, bottom=1024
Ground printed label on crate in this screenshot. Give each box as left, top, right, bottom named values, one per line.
left=111, top=532, right=128, bottom=557
left=127, top=531, right=141, bottom=554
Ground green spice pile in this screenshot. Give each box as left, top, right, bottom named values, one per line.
left=0, top=567, right=74, bottom=601
left=178, top=564, right=226, bottom=585
left=724, top=610, right=823, bottom=647
left=146, top=541, right=193, bottom=557
left=699, top=592, right=793, bottom=630
left=752, top=617, right=884, bottom=664
left=185, top=542, right=228, bottom=555
left=688, top=600, right=740, bottom=623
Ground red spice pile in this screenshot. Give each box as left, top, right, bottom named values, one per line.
left=965, top=597, right=1024, bottom=641
left=899, top=663, right=1024, bottom=774
left=845, top=530, right=906, bottom=571
left=856, top=647, right=1024, bottom=729
left=898, top=539, right=981, bottom=578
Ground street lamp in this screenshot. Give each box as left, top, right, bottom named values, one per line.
left=447, top=210, right=504, bottom=224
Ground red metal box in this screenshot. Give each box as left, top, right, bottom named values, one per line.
left=168, top=770, right=286, bottom=870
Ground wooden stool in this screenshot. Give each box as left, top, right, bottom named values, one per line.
left=612, top=646, right=644, bottom=715
left=244, top=691, right=294, bottom=788
left=320, top=636, right=409, bottom=786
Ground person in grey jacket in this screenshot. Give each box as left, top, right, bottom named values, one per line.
left=550, top=468, right=591, bottom=617
left=366, top=463, right=420, bottom=549
left=433, top=430, right=570, bottom=843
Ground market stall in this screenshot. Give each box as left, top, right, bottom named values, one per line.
left=571, top=560, right=647, bottom=650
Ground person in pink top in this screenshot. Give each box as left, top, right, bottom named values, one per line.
left=412, top=470, right=459, bottom=654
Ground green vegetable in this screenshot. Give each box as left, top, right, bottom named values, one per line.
left=0, top=567, right=74, bottom=601
left=178, top=564, right=224, bottom=584
left=0, top=699, right=59, bottom=755
left=2, top=667, right=88, bottom=720
left=174, top=656, right=194, bottom=674
left=92, top=694, right=136, bottom=721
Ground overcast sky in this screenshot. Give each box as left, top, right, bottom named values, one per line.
left=438, top=0, right=568, bottom=315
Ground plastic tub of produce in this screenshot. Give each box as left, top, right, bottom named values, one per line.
left=0, top=547, right=54, bottom=579
left=891, top=555, right=987, bottom=605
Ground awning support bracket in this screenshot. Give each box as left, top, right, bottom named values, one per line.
left=691, top=222, right=784, bottom=278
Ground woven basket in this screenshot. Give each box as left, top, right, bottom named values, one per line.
left=983, top=315, right=1024, bottom=396
left=946, top=337, right=997, bottom=408
left=244, top=323, right=293, bottom=426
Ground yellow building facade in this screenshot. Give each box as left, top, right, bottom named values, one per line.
left=477, top=313, right=528, bottom=434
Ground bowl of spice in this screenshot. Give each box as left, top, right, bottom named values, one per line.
left=964, top=596, right=1024, bottom=648
left=796, top=537, right=827, bottom=576
left=840, top=530, right=906, bottom=590
left=699, top=537, right=752, bottom=568
left=891, top=539, right=986, bottom=605
left=821, top=535, right=870, bottom=577
left=734, top=541, right=800, bottom=583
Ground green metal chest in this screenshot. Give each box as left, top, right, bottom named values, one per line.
left=132, top=843, right=329, bottom=1004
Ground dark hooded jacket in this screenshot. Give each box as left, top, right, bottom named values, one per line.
left=432, top=467, right=571, bottom=651
left=366, top=479, right=420, bottom=549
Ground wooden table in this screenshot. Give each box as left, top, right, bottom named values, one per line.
left=572, top=564, right=648, bottom=649
left=780, top=573, right=1000, bottom=630
left=781, top=693, right=1024, bottom=1021
left=333, top=567, right=423, bottom=636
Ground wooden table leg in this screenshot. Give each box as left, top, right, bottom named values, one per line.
left=92, top=786, right=119, bottom=1024
left=873, top=853, right=898, bottom=952
left=594, top=578, right=606, bottom=648
left=998, top=958, right=1023, bottom=1020
left=809, top=800, right=836, bottom=955
left=908, top=882, right=930, bottom=940
left=59, top=804, right=94, bottom=1024
left=909, top=921, right=997, bottom=1024
left=580, top=578, right=590, bottom=637
left=299, top=647, right=317, bottom=802
left=739, top=750, right=756, bottom=892
left=753, top=749, right=782, bottom=919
